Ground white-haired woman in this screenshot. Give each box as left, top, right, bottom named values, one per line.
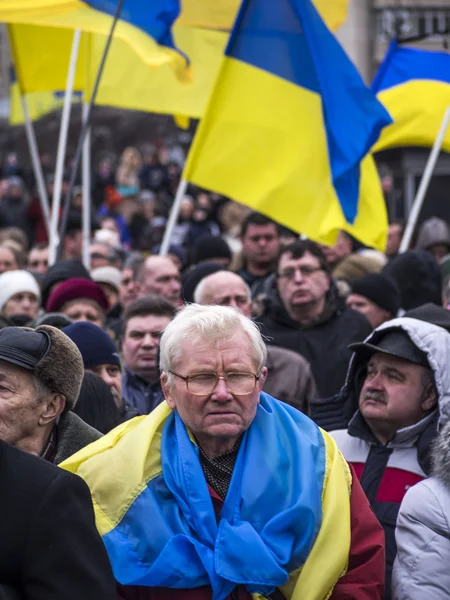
left=0, top=270, right=41, bottom=326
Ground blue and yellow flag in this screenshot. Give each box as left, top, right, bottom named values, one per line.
left=372, top=42, right=450, bottom=153
left=184, top=0, right=391, bottom=250
left=0, top=0, right=188, bottom=78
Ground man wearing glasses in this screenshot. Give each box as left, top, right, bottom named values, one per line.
left=258, top=240, right=372, bottom=402
left=63, top=304, right=384, bottom=600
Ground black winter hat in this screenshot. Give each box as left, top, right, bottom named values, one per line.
left=40, top=259, right=91, bottom=308
left=350, top=273, right=400, bottom=316
left=191, top=236, right=232, bottom=265
left=182, top=262, right=226, bottom=303
left=383, top=250, right=442, bottom=311
left=63, top=322, right=120, bottom=369
left=405, top=303, right=450, bottom=333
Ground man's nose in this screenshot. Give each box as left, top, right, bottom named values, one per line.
left=293, top=269, right=304, bottom=283
left=142, top=333, right=156, bottom=347
left=212, top=377, right=232, bottom=400
left=367, top=372, right=384, bottom=389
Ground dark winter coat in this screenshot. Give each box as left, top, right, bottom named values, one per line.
left=257, top=285, right=372, bottom=398
left=0, top=440, right=115, bottom=599
left=54, top=411, right=102, bottom=464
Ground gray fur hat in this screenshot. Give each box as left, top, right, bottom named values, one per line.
left=0, top=325, right=83, bottom=410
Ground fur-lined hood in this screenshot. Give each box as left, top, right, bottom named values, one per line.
left=432, top=421, right=450, bottom=489
left=343, top=317, right=450, bottom=430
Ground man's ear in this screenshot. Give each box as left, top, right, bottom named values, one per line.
left=161, top=372, right=176, bottom=410
left=259, top=367, right=268, bottom=390
left=422, top=383, right=437, bottom=412
left=39, top=394, right=66, bottom=426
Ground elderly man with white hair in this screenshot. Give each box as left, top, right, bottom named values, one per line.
left=63, top=304, right=385, bottom=600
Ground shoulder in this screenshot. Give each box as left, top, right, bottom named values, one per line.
left=338, top=306, right=372, bottom=333
left=0, top=441, right=62, bottom=490
left=399, top=478, right=450, bottom=531
left=266, top=345, right=311, bottom=370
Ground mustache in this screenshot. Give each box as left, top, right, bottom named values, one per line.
left=362, top=389, right=386, bottom=404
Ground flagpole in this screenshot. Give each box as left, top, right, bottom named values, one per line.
left=82, top=100, right=91, bottom=270
left=399, top=106, right=450, bottom=253
left=5, top=27, right=51, bottom=235
left=20, top=93, right=51, bottom=235
left=56, top=0, right=125, bottom=263
left=159, top=179, right=188, bottom=255
left=48, top=28, right=82, bottom=265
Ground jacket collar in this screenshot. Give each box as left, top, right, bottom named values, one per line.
left=349, top=409, right=437, bottom=449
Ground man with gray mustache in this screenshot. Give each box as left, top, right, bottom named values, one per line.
left=330, top=317, right=450, bottom=600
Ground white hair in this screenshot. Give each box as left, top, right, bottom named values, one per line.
left=160, top=304, right=267, bottom=385
left=193, top=272, right=251, bottom=304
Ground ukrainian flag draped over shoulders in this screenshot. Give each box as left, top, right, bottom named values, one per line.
left=0, top=0, right=188, bottom=77
left=62, top=395, right=353, bottom=600
left=372, top=42, right=450, bottom=153
left=184, top=0, right=392, bottom=250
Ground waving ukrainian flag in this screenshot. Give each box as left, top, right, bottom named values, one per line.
left=184, top=0, right=392, bottom=250
left=373, top=42, right=450, bottom=153
left=0, top=0, right=188, bottom=78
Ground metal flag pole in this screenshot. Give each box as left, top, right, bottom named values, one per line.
left=5, top=27, right=51, bottom=235
left=82, top=99, right=91, bottom=270
left=56, top=0, right=125, bottom=263
left=399, top=106, right=450, bottom=253
left=19, top=91, right=51, bottom=235
left=159, top=179, right=189, bottom=255
left=48, top=29, right=82, bottom=265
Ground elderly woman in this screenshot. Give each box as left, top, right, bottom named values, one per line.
left=0, top=270, right=40, bottom=326
left=45, top=278, right=109, bottom=327
left=63, top=304, right=385, bottom=600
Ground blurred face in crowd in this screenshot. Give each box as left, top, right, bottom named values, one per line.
left=61, top=299, right=105, bottom=328
left=319, top=231, right=352, bottom=268
left=0, top=246, right=18, bottom=274
left=0, top=180, right=9, bottom=199
left=346, top=294, right=392, bottom=329
left=428, top=243, right=450, bottom=263
left=97, top=283, right=119, bottom=310
left=140, top=256, right=181, bottom=305
left=2, top=292, right=39, bottom=320
left=119, top=268, right=141, bottom=309
left=242, top=223, right=280, bottom=269
left=122, top=314, right=172, bottom=382
left=90, top=243, right=111, bottom=269
left=162, top=330, right=267, bottom=458
left=359, top=353, right=436, bottom=445
left=179, top=197, right=194, bottom=221
left=198, top=272, right=252, bottom=318
left=88, top=364, right=122, bottom=408
left=8, top=184, right=22, bottom=199
left=64, top=230, right=82, bottom=260
left=386, top=223, right=403, bottom=257
left=0, top=361, right=63, bottom=454
left=277, top=251, right=330, bottom=322
left=28, top=246, right=49, bottom=274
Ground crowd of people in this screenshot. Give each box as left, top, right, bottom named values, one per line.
left=2, top=144, right=450, bottom=599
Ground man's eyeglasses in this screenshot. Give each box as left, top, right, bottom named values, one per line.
left=277, top=265, right=323, bottom=280
left=169, top=371, right=260, bottom=396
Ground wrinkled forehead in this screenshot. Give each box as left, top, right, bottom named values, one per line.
left=0, top=359, right=32, bottom=385
left=176, top=330, right=256, bottom=364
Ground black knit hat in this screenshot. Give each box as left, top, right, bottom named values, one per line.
left=350, top=273, right=400, bottom=316
left=191, top=236, right=232, bottom=265
left=63, top=322, right=120, bottom=369
left=182, top=262, right=226, bottom=303
left=383, top=250, right=442, bottom=310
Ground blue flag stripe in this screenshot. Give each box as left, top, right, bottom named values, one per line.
left=373, top=43, right=450, bottom=93
left=84, top=0, right=181, bottom=48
